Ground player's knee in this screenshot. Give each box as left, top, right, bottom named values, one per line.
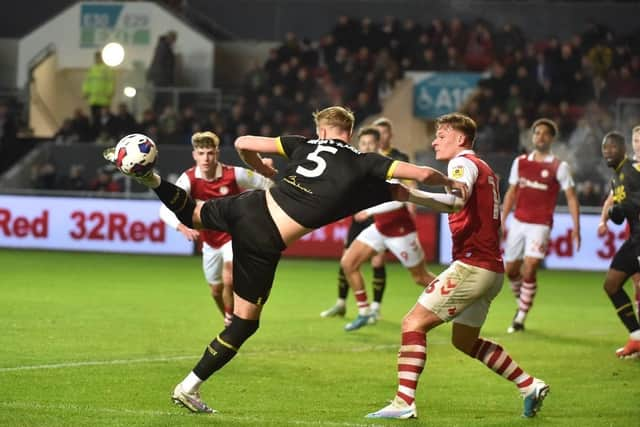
left=506, top=270, right=521, bottom=281
left=340, top=256, right=357, bottom=274
left=451, top=335, right=475, bottom=356
left=219, top=315, right=259, bottom=348
left=603, top=280, right=618, bottom=296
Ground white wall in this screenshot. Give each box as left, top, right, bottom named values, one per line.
left=17, top=1, right=214, bottom=89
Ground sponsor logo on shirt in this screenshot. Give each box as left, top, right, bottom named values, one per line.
left=518, top=177, right=549, bottom=191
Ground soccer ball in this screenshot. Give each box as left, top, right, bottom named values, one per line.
left=115, top=133, right=158, bottom=176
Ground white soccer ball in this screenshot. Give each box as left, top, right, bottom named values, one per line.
left=115, top=133, right=158, bottom=176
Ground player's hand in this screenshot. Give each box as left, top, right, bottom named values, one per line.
left=259, top=157, right=278, bottom=178
left=597, top=221, right=608, bottom=237
left=354, top=210, right=369, bottom=222
left=177, top=224, right=200, bottom=241
left=447, top=180, right=468, bottom=201
left=572, top=229, right=581, bottom=251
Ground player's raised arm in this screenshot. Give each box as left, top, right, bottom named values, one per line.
left=234, top=136, right=280, bottom=178
left=389, top=161, right=468, bottom=201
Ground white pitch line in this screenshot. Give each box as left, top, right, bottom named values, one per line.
left=0, top=343, right=410, bottom=373
left=0, top=401, right=386, bottom=427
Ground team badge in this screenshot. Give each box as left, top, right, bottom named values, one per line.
left=220, top=185, right=229, bottom=195
left=541, top=169, right=549, bottom=178
left=451, top=166, right=464, bottom=179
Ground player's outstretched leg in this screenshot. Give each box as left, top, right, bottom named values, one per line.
left=471, top=337, right=549, bottom=417
left=172, top=315, right=259, bottom=413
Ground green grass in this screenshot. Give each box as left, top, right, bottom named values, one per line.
left=0, top=250, right=638, bottom=426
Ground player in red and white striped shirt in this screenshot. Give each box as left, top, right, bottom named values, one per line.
left=367, top=113, right=549, bottom=420
left=160, top=131, right=272, bottom=326
left=502, top=119, right=581, bottom=333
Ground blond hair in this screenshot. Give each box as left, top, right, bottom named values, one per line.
left=435, top=113, right=477, bottom=146
left=191, top=131, right=220, bottom=149
left=313, top=106, right=355, bottom=134
left=372, top=117, right=392, bottom=131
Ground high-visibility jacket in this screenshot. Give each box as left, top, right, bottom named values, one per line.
left=82, top=63, right=115, bottom=107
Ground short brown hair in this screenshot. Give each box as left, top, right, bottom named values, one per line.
left=435, top=113, right=477, bottom=146
left=313, top=106, right=355, bottom=134
left=357, top=126, right=380, bottom=140
left=191, top=131, right=220, bottom=149
left=531, top=118, right=558, bottom=137
left=632, top=125, right=640, bottom=135
left=372, top=117, right=393, bottom=131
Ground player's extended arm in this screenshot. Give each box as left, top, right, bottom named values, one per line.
left=390, top=183, right=464, bottom=213
left=234, top=136, right=280, bottom=178
left=564, top=186, right=582, bottom=251
left=390, top=161, right=468, bottom=200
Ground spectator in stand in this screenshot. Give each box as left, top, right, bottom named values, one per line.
left=82, top=51, right=115, bottom=127
left=89, top=165, right=122, bottom=192
left=351, top=91, right=380, bottom=124
left=113, top=103, right=138, bottom=139
left=94, top=106, right=118, bottom=143
left=158, top=105, right=180, bottom=144
left=147, top=31, right=178, bottom=110
left=464, top=21, right=494, bottom=70
left=32, top=161, right=57, bottom=189
left=70, top=108, right=92, bottom=142
left=140, top=108, right=158, bottom=133
left=60, top=164, right=87, bottom=191
left=576, top=180, right=603, bottom=206
left=53, top=119, right=80, bottom=145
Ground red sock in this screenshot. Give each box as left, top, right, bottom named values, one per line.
left=395, top=331, right=426, bottom=405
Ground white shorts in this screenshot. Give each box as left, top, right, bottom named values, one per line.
left=503, top=218, right=551, bottom=261
left=202, top=240, right=233, bottom=285
left=418, top=261, right=503, bottom=327
left=356, top=224, right=424, bottom=268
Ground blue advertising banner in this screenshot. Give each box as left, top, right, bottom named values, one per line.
left=408, top=72, right=484, bottom=118
left=80, top=3, right=150, bottom=47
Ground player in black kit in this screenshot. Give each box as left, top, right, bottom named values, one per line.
left=320, top=126, right=386, bottom=319
left=111, top=106, right=467, bottom=413
left=599, top=131, right=640, bottom=358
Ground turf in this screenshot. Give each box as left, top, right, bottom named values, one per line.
left=0, top=249, right=638, bottom=426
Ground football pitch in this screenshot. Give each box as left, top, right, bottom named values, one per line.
left=0, top=250, right=637, bottom=426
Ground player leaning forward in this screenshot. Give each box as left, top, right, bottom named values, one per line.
left=107, top=106, right=468, bottom=414
left=367, top=113, right=549, bottom=420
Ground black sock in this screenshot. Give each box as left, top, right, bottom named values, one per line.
left=372, top=266, right=386, bottom=304
left=193, top=316, right=259, bottom=381
left=153, top=179, right=196, bottom=227
left=338, top=268, right=349, bottom=299
left=609, top=289, right=640, bottom=333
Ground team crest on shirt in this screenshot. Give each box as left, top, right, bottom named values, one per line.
left=219, top=185, right=229, bottom=195
left=451, top=166, right=464, bottom=179
left=540, top=169, right=549, bottom=178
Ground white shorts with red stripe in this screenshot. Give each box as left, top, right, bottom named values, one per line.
left=356, top=223, right=424, bottom=268
left=503, top=217, right=551, bottom=261
left=418, top=260, right=503, bottom=327
left=202, top=240, right=233, bottom=285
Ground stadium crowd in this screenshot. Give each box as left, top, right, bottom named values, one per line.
left=20, top=15, right=640, bottom=204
